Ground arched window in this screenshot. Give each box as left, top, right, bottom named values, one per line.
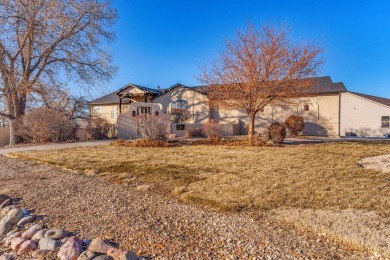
left=170, top=99, right=189, bottom=112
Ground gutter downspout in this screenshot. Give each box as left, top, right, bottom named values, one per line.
left=338, top=92, right=341, bottom=137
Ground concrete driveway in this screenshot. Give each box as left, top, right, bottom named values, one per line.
left=0, top=140, right=111, bottom=155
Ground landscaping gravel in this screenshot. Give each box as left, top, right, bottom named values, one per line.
left=0, top=156, right=373, bottom=259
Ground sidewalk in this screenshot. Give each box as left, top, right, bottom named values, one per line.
left=0, top=140, right=111, bottom=155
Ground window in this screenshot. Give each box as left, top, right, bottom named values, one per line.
left=111, top=106, right=117, bottom=119
left=303, top=105, right=310, bottom=111
left=137, top=106, right=152, bottom=115
left=170, top=99, right=189, bottom=112
left=93, top=106, right=101, bottom=113
left=382, top=116, right=390, bottom=128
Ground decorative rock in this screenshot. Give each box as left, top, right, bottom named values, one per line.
left=10, top=237, right=26, bottom=251
left=87, top=238, right=114, bottom=254
left=0, top=221, right=12, bottom=236
left=0, top=194, right=11, bottom=204
left=0, top=252, right=17, bottom=260
left=17, top=240, right=38, bottom=255
left=32, top=229, right=46, bottom=241
left=17, top=215, right=35, bottom=226
left=45, top=228, right=68, bottom=239
left=77, top=250, right=96, bottom=260
left=92, top=256, right=113, bottom=260
left=22, top=224, right=42, bottom=239
left=0, top=198, right=11, bottom=210
left=119, top=252, right=138, bottom=260
left=4, top=232, right=21, bottom=247
left=57, top=236, right=82, bottom=260
left=0, top=205, right=18, bottom=217
left=3, top=208, right=23, bottom=224
left=32, top=249, right=49, bottom=259
left=39, top=237, right=61, bottom=251
left=107, top=248, right=126, bottom=260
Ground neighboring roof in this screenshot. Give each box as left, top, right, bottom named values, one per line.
left=190, top=76, right=347, bottom=95
left=90, top=93, right=131, bottom=105
left=349, top=91, right=390, bottom=107
left=114, top=83, right=162, bottom=95
left=152, top=83, right=208, bottom=101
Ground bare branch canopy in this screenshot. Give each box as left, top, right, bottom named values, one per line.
left=198, top=23, right=323, bottom=137
left=0, top=0, right=117, bottom=144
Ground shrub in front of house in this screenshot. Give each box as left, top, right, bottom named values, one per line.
left=136, top=114, right=170, bottom=141
left=184, top=127, right=205, bottom=138
left=285, top=115, right=305, bottom=136
left=267, top=122, right=286, bottom=146
left=202, top=120, right=222, bottom=141
left=87, top=116, right=111, bottom=140
left=16, top=108, right=78, bottom=143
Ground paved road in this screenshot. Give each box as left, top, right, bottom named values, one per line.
left=0, top=140, right=111, bottom=155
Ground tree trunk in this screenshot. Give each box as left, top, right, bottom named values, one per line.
left=7, top=93, right=26, bottom=145
left=248, top=114, right=255, bottom=138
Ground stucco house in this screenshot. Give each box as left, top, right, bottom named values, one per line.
left=89, top=76, right=390, bottom=138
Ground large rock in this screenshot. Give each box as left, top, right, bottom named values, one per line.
left=107, top=248, right=125, bottom=260
left=10, top=237, right=26, bottom=251
left=39, top=237, right=61, bottom=251
left=0, top=221, right=12, bottom=236
left=0, top=198, right=11, bottom=210
left=22, top=224, right=42, bottom=239
left=92, top=256, right=113, bottom=260
left=32, top=229, right=46, bottom=241
left=0, top=194, right=11, bottom=204
left=87, top=239, right=114, bottom=254
left=4, top=231, right=21, bottom=247
left=57, top=236, right=82, bottom=260
left=32, top=249, right=49, bottom=259
left=119, top=252, right=138, bottom=260
left=45, top=228, right=68, bottom=239
left=0, top=253, right=17, bottom=260
left=17, top=215, right=35, bottom=226
left=77, top=250, right=96, bottom=260
left=3, top=208, right=23, bottom=224
left=17, top=240, right=38, bottom=255
left=0, top=205, right=18, bottom=217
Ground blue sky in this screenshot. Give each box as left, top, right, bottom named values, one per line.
left=90, top=0, right=390, bottom=98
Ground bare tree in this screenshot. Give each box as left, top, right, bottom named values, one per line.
left=0, top=0, right=117, bottom=144
left=198, top=23, right=323, bottom=138
left=170, top=108, right=191, bottom=123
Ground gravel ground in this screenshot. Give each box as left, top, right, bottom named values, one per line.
left=0, top=156, right=373, bottom=259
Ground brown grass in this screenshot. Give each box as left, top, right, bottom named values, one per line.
left=11, top=141, right=390, bottom=215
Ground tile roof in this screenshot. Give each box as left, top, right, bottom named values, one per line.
left=349, top=92, right=390, bottom=107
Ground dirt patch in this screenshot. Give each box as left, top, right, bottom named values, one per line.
left=359, top=154, right=390, bottom=173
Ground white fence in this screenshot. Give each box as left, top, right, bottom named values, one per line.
left=0, top=127, right=91, bottom=146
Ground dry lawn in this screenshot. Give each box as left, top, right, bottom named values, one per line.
left=11, top=142, right=390, bottom=214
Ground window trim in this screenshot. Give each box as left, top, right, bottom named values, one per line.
left=382, top=116, right=390, bottom=128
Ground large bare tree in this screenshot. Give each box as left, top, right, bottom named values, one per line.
left=198, top=23, right=323, bottom=138
left=0, top=0, right=117, bottom=144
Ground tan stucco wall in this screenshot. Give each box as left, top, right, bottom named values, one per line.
left=153, top=86, right=210, bottom=124
left=91, top=104, right=120, bottom=124
left=216, top=94, right=341, bottom=136
left=340, top=92, right=390, bottom=137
